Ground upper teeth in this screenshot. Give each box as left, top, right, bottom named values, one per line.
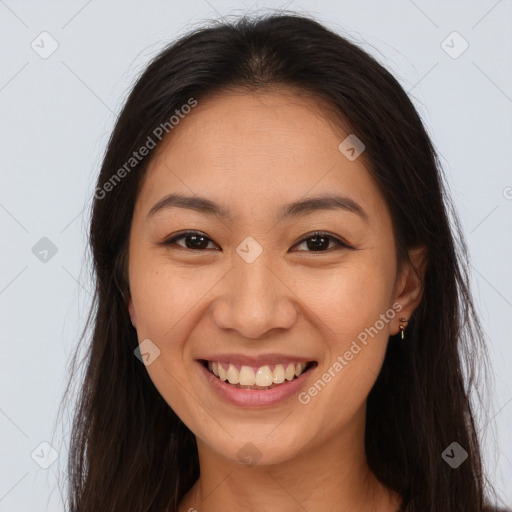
left=208, top=361, right=308, bottom=386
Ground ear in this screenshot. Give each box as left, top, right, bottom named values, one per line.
left=128, top=296, right=137, bottom=328
left=392, top=245, right=427, bottom=335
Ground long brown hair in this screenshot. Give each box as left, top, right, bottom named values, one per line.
left=61, top=12, right=505, bottom=512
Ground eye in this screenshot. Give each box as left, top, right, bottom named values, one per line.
left=291, top=231, right=354, bottom=252
left=161, top=231, right=219, bottom=251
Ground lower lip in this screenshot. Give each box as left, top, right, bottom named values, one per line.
left=197, top=361, right=316, bottom=407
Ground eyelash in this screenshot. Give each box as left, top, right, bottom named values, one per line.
left=160, top=230, right=354, bottom=253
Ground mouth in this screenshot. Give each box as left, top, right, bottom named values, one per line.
left=198, top=359, right=318, bottom=390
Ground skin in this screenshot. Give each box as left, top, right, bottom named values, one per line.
left=127, top=90, right=426, bottom=512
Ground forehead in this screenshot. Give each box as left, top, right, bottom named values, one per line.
left=136, top=90, right=386, bottom=224
left=165, top=89, right=349, bottom=155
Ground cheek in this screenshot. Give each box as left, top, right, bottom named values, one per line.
left=129, top=255, right=206, bottom=340
left=128, top=251, right=225, bottom=403
left=128, top=256, right=207, bottom=422
left=298, top=254, right=396, bottom=341
left=294, top=253, right=396, bottom=406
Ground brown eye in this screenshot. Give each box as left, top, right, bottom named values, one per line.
left=292, top=231, right=353, bottom=252
left=162, top=231, right=218, bottom=251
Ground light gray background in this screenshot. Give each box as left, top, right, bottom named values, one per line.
left=1, top=0, right=511, bottom=510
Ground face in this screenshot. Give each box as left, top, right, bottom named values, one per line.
left=127, top=90, right=418, bottom=466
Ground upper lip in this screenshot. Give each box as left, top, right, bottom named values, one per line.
left=196, top=353, right=316, bottom=367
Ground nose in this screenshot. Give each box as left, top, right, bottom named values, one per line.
left=210, top=255, right=299, bottom=339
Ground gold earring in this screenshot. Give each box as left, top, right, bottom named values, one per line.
left=399, top=317, right=408, bottom=340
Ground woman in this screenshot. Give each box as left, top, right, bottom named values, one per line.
left=63, top=12, right=508, bottom=512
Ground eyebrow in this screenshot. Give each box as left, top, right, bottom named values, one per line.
left=147, top=192, right=368, bottom=222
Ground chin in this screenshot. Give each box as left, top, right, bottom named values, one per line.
left=203, top=431, right=307, bottom=468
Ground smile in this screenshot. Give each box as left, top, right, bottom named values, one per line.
left=202, top=360, right=315, bottom=390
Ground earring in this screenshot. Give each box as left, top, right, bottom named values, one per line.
left=399, top=317, right=408, bottom=340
